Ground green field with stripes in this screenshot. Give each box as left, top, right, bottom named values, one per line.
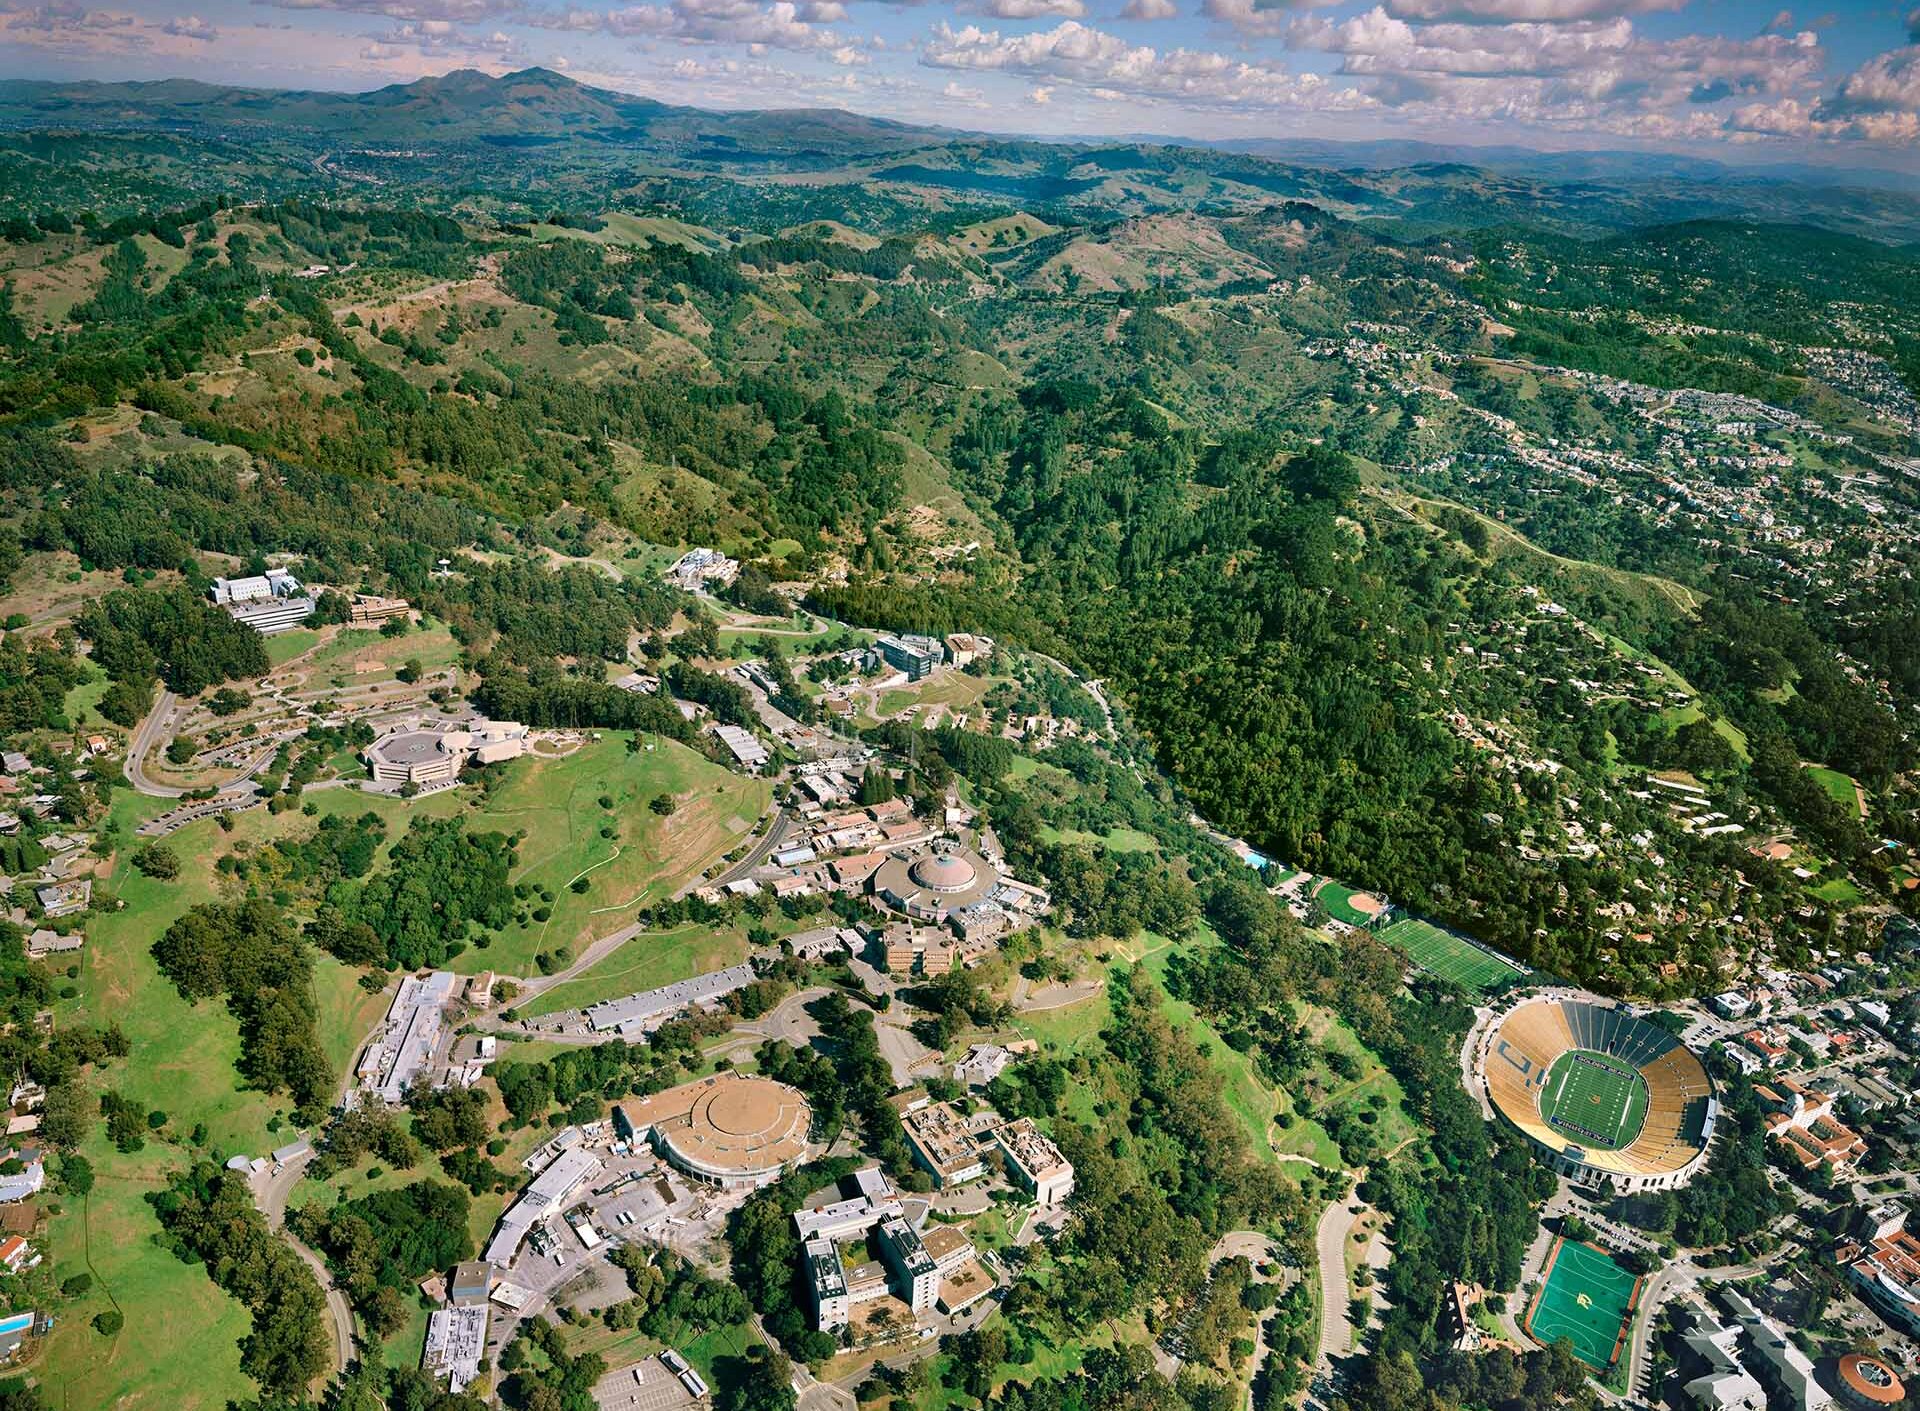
left=1374, top=917, right=1524, bottom=994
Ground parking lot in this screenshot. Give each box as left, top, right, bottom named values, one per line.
left=590, top=1360, right=699, bottom=1411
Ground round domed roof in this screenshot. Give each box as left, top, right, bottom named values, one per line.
left=912, top=853, right=978, bottom=893
left=1839, top=1354, right=1904, bottom=1406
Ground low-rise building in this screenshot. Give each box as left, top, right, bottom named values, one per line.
left=1834, top=1205, right=1920, bottom=1337
left=348, top=594, right=411, bottom=627
left=1678, top=1303, right=1766, bottom=1411
left=1755, top=1077, right=1867, bottom=1174
left=583, top=962, right=757, bottom=1036
left=1719, top=1288, right=1831, bottom=1411
left=712, top=723, right=770, bottom=772
left=994, top=1117, right=1074, bottom=1206
left=901, top=1101, right=988, bottom=1188
left=365, top=720, right=528, bottom=787
left=875, top=634, right=944, bottom=682
left=358, top=970, right=457, bottom=1104
left=422, top=1303, right=488, bottom=1392
left=25, top=929, right=81, bottom=959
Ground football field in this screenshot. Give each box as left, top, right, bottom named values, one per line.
left=1540, top=1049, right=1648, bottom=1151
left=1524, top=1237, right=1642, bottom=1370
left=1375, top=917, right=1524, bottom=995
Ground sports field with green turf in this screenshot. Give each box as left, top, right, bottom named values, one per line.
left=1540, top=1049, right=1648, bottom=1151
left=1524, top=1237, right=1642, bottom=1370
left=1375, top=917, right=1524, bottom=994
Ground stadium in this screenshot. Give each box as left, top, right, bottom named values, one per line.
left=1478, top=994, right=1717, bottom=1192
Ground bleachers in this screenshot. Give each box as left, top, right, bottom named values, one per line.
left=1483, top=995, right=1714, bottom=1185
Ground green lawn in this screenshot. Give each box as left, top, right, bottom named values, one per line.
left=460, top=735, right=770, bottom=976
left=1810, top=875, right=1865, bottom=906
left=40, top=785, right=478, bottom=1406
left=264, top=626, right=324, bottom=667
left=520, top=922, right=750, bottom=1017
left=1034, top=825, right=1158, bottom=854
left=1805, top=766, right=1862, bottom=816
left=39, top=1130, right=257, bottom=1411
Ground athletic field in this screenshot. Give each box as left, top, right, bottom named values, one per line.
left=1524, top=1237, right=1641, bottom=1370
left=1540, top=1049, right=1648, bottom=1151
left=1375, top=917, right=1523, bottom=995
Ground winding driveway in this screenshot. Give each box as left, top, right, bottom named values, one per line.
left=256, top=1148, right=357, bottom=1377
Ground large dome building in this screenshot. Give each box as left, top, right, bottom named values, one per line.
left=1477, top=994, right=1717, bottom=1193
left=624, top=1071, right=812, bottom=1190
left=873, top=845, right=1000, bottom=922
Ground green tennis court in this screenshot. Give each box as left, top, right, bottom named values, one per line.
left=1540, top=1049, right=1648, bottom=1151
left=1375, top=917, right=1523, bottom=995
left=1524, top=1237, right=1641, bottom=1370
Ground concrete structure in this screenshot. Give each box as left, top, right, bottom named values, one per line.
left=422, top=1304, right=488, bottom=1392
left=1678, top=1304, right=1766, bottom=1411
left=943, top=633, right=993, bottom=669
left=667, top=548, right=738, bottom=592
left=582, top=962, right=757, bottom=1037
left=484, top=1146, right=603, bottom=1268
left=711, top=723, right=770, bottom=772
left=901, top=1101, right=988, bottom=1188
left=877, top=1216, right=939, bottom=1313
left=995, top=1118, right=1074, bottom=1206
left=952, top=1041, right=1034, bottom=1088
left=1720, top=1288, right=1831, bottom=1411
left=875, top=634, right=943, bottom=681
left=1834, top=1354, right=1904, bottom=1409
left=449, top=1260, right=492, bottom=1306
left=365, top=720, right=527, bottom=786
left=358, top=970, right=457, bottom=1104
left=805, top=1235, right=852, bottom=1332
left=212, top=570, right=315, bottom=633
left=625, top=1072, right=811, bottom=1190
left=348, top=594, right=411, bottom=627
left=1479, top=993, right=1717, bottom=1193
left=1833, top=1205, right=1920, bottom=1337
left=873, top=846, right=999, bottom=923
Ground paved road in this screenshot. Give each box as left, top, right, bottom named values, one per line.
left=255, top=1149, right=357, bottom=1378
left=124, top=687, right=278, bottom=799
left=1314, top=1197, right=1360, bottom=1367
left=704, top=807, right=793, bottom=893
left=124, top=689, right=187, bottom=797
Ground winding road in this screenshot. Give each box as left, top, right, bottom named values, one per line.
left=256, top=1148, right=357, bottom=1378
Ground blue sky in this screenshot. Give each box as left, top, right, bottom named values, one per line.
left=2, top=0, right=1918, bottom=162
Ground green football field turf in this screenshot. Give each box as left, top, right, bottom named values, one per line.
left=1375, top=917, right=1524, bottom=994
left=1525, top=1237, right=1642, bottom=1370
left=1540, top=1048, right=1648, bottom=1151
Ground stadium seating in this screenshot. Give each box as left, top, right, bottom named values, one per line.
left=1481, top=995, right=1714, bottom=1189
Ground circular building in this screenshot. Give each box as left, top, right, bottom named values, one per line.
left=873, top=845, right=1000, bottom=922
left=1836, top=1354, right=1904, bottom=1410
left=1479, top=994, right=1716, bottom=1192
left=626, top=1071, right=812, bottom=1190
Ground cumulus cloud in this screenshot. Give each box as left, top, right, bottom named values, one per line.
left=259, top=0, right=518, bottom=21
left=967, top=0, right=1085, bottom=17
left=1382, top=0, right=1683, bottom=20
left=531, top=0, right=845, bottom=50
left=1287, top=4, right=1821, bottom=131
left=1811, top=44, right=1920, bottom=127
left=162, top=12, right=217, bottom=38
left=1028, top=83, right=1051, bottom=101
left=1121, top=0, right=1177, bottom=18
left=921, top=18, right=1372, bottom=111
